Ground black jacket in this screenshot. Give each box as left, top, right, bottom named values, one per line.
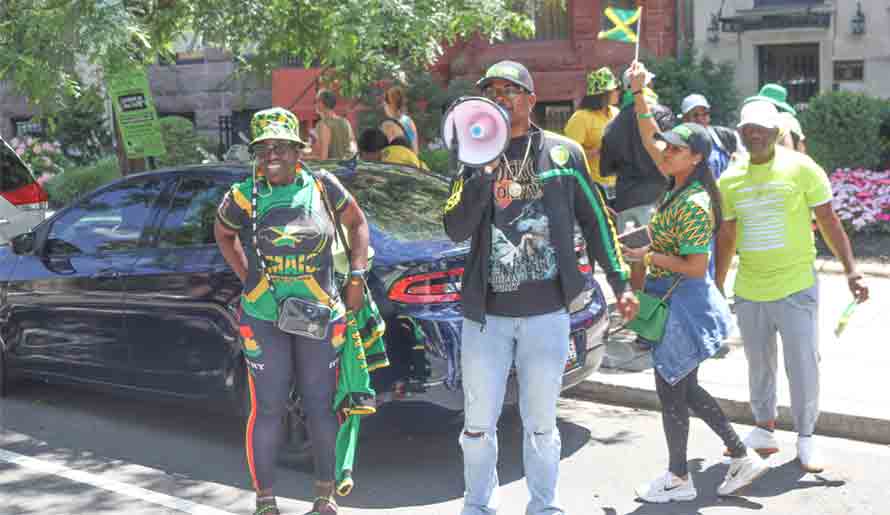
left=600, top=102, right=675, bottom=212
left=442, top=129, right=629, bottom=324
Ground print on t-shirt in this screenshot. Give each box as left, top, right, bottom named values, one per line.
left=489, top=137, right=558, bottom=293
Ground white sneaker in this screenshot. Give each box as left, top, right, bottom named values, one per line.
left=742, top=427, right=780, bottom=457
left=797, top=436, right=825, bottom=473
left=635, top=471, right=697, bottom=503
left=717, top=448, right=771, bottom=496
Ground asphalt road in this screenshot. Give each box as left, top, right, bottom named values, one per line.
left=0, top=380, right=887, bottom=515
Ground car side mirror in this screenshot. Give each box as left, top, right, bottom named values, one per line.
left=11, top=232, right=36, bottom=255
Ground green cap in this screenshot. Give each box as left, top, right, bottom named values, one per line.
left=586, top=67, right=618, bottom=95
left=249, top=107, right=308, bottom=147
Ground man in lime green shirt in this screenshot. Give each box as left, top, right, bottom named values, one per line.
left=715, top=100, right=869, bottom=475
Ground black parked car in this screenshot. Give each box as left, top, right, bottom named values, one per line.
left=0, top=160, right=609, bottom=444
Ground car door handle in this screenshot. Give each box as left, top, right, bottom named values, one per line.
left=0, top=219, right=9, bottom=225
left=92, top=269, right=120, bottom=279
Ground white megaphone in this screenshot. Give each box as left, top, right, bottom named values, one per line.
left=441, top=97, right=511, bottom=167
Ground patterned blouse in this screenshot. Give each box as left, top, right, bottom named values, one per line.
left=648, top=180, right=714, bottom=278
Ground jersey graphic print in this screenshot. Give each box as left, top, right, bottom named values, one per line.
left=489, top=146, right=557, bottom=293
left=258, top=205, right=332, bottom=277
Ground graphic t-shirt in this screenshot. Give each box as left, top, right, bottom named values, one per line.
left=564, top=106, right=619, bottom=187
left=487, top=134, right=564, bottom=316
left=648, top=181, right=714, bottom=279
left=718, top=146, right=833, bottom=302
left=217, top=168, right=351, bottom=322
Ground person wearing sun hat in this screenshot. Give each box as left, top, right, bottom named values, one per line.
left=715, top=99, right=869, bottom=477
left=564, top=66, right=621, bottom=188
left=744, top=83, right=797, bottom=115
left=215, top=106, right=372, bottom=515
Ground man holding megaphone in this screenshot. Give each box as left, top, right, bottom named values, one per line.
left=443, top=60, right=638, bottom=515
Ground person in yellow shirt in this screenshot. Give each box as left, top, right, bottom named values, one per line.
left=564, top=67, right=620, bottom=190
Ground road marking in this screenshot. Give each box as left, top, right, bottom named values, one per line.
left=0, top=448, right=238, bottom=515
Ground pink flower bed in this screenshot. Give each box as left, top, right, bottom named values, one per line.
left=831, top=168, right=890, bottom=232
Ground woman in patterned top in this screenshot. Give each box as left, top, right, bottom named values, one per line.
left=622, top=61, right=770, bottom=504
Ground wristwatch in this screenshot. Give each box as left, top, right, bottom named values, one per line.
left=349, top=268, right=367, bottom=279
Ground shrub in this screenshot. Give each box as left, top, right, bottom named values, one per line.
left=419, top=149, right=450, bottom=176
left=48, top=84, right=112, bottom=165
left=645, top=49, right=740, bottom=127
left=799, top=92, right=889, bottom=174
left=155, top=116, right=214, bottom=168
left=44, top=156, right=121, bottom=209
left=830, top=168, right=890, bottom=234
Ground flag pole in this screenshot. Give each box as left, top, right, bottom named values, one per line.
left=634, top=6, right=643, bottom=62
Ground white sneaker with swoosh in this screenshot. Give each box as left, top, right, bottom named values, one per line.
left=635, top=471, right=697, bottom=503
left=718, top=448, right=771, bottom=496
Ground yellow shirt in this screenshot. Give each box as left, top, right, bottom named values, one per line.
left=381, top=145, right=427, bottom=170
left=564, top=106, right=619, bottom=186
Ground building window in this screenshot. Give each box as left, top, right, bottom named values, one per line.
left=533, top=101, right=573, bottom=134
left=758, top=43, right=819, bottom=106
left=834, top=60, right=864, bottom=82
left=12, top=117, right=45, bottom=138
left=754, top=0, right=822, bottom=7
left=509, top=0, right=570, bottom=41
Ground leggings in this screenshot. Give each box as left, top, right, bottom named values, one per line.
left=240, top=311, right=339, bottom=490
left=655, top=367, right=746, bottom=477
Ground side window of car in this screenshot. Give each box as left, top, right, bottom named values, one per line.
left=157, top=176, right=232, bottom=248
left=47, top=177, right=165, bottom=255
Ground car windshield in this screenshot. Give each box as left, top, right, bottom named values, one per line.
left=315, top=161, right=451, bottom=242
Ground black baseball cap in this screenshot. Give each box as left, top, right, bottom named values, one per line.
left=476, top=60, right=535, bottom=94
left=655, top=123, right=712, bottom=156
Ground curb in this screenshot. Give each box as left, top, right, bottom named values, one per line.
left=567, top=378, right=890, bottom=446
left=814, top=258, right=890, bottom=278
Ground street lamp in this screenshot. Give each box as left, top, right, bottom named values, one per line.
left=707, top=13, right=720, bottom=43
left=851, top=2, right=865, bottom=35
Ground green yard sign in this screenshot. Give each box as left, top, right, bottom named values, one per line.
left=108, top=68, right=166, bottom=159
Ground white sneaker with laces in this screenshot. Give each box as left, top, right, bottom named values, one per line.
left=797, top=436, right=825, bottom=473
left=717, top=449, right=771, bottom=496
left=635, top=471, right=697, bottom=503
left=742, top=427, right=780, bottom=457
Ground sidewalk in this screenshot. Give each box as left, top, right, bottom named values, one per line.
left=573, top=262, right=890, bottom=445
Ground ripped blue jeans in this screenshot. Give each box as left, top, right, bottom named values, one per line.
left=459, top=310, right=570, bottom=515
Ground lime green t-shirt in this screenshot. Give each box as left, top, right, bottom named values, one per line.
left=648, top=181, right=714, bottom=279
left=718, top=146, right=832, bottom=301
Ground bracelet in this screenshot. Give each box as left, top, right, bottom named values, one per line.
left=349, top=269, right=366, bottom=277
left=633, top=89, right=643, bottom=96
left=637, top=113, right=654, bottom=119
left=643, top=252, right=653, bottom=269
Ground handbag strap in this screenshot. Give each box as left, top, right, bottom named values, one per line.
left=314, top=169, right=352, bottom=263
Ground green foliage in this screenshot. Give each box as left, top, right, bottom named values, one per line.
left=48, top=84, right=113, bottom=165
left=44, top=156, right=121, bottom=209
left=645, top=49, right=740, bottom=127
left=799, top=92, right=890, bottom=173
left=1, top=0, right=532, bottom=111
left=155, top=116, right=213, bottom=168
left=419, top=149, right=451, bottom=176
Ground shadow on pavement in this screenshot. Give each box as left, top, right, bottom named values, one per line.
left=0, top=380, right=642, bottom=510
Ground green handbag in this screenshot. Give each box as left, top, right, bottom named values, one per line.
left=624, top=278, right=682, bottom=344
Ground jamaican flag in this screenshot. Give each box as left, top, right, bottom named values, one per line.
left=598, top=6, right=642, bottom=43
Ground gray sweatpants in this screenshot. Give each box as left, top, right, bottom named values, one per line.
left=734, top=283, right=820, bottom=436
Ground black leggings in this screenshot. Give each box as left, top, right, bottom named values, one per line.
left=241, top=312, right=339, bottom=490
left=655, top=366, right=746, bottom=477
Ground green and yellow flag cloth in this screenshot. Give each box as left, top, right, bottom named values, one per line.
left=598, top=6, right=642, bottom=43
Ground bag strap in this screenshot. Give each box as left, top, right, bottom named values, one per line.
left=314, top=170, right=352, bottom=263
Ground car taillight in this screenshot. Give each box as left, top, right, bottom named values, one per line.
left=576, top=243, right=592, bottom=274
left=2, top=183, right=48, bottom=210
left=389, top=268, right=464, bottom=304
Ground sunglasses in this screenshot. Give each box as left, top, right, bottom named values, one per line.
left=253, top=142, right=296, bottom=158
left=481, top=85, right=526, bottom=100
